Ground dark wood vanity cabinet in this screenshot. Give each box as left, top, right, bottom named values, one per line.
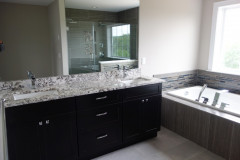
left=76, top=90, right=123, bottom=159
left=5, top=83, right=162, bottom=160
left=123, top=84, right=162, bottom=144
left=5, top=98, right=78, bottom=160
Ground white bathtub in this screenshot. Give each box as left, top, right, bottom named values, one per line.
left=167, top=86, right=240, bottom=118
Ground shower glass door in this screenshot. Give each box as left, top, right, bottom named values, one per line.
left=67, top=21, right=100, bottom=74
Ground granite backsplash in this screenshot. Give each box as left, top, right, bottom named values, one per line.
left=0, top=69, right=141, bottom=91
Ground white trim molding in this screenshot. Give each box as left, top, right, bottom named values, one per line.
left=208, top=0, right=240, bottom=71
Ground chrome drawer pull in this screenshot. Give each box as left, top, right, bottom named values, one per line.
left=96, top=96, right=107, bottom=100
left=96, top=112, right=108, bottom=117
left=97, top=134, right=108, bottom=140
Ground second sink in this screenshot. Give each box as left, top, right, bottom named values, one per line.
left=13, top=90, right=58, bottom=101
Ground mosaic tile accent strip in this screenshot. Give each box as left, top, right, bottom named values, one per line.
left=197, top=70, right=240, bottom=94
left=155, top=69, right=240, bottom=94
left=154, top=70, right=198, bottom=91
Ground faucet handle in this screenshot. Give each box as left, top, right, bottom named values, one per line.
left=220, top=102, right=229, bottom=109
left=114, top=65, right=121, bottom=70
left=201, top=97, right=209, bottom=104
left=27, top=71, right=35, bottom=79
left=123, top=65, right=131, bottom=70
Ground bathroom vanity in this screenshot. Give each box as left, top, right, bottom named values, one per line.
left=2, top=76, right=163, bottom=160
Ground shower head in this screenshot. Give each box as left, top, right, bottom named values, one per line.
left=66, top=18, right=77, bottom=24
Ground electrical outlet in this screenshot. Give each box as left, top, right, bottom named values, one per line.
left=141, top=57, right=146, bottom=65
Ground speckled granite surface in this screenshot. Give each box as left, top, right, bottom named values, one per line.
left=0, top=69, right=164, bottom=108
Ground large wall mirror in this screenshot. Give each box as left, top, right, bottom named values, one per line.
left=0, top=0, right=139, bottom=82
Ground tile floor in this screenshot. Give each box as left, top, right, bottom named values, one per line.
left=94, top=127, right=225, bottom=160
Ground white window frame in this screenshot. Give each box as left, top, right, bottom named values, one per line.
left=208, top=0, right=240, bottom=73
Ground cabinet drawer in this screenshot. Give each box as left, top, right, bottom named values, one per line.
left=123, top=83, right=161, bottom=100
left=76, top=90, right=121, bottom=109
left=77, top=104, right=122, bottom=131
left=5, top=98, right=76, bottom=123
left=78, top=124, right=122, bottom=159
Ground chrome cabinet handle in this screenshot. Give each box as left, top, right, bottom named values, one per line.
left=146, top=99, right=149, bottom=102
left=96, top=112, right=108, bottom=117
left=142, top=100, right=145, bottom=103
left=96, top=96, right=107, bottom=100
left=39, top=121, right=43, bottom=126
left=46, top=120, right=50, bottom=125
left=96, top=134, right=108, bottom=140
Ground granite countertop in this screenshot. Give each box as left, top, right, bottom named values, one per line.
left=0, top=77, right=165, bottom=108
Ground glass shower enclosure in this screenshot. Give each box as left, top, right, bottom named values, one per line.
left=67, top=21, right=103, bottom=74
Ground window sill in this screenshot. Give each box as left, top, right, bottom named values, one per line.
left=207, top=69, right=240, bottom=77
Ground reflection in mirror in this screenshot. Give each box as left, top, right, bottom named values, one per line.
left=65, top=0, right=139, bottom=74
left=0, top=0, right=139, bottom=82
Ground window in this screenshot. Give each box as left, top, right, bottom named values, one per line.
left=209, top=0, right=240, bottom=74
left=111, top=24, right=130, bottom=59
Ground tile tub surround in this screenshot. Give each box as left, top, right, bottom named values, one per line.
left=154, top=69, right=240, bottom=94
left=154, top=70, right=198, bottom=91
left=162, top=94, right=240, bottom=160
left=0, top=69, right=164, bottom=108
left=197, top=70, right=240, bottom=94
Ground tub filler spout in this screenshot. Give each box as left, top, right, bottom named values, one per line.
left=196, top=84, right=207, bottom=102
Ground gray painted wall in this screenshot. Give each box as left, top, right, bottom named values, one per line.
left=0, top=2, right=53, bottom=81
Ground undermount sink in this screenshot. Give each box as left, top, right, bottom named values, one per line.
left=13, top=90, right=58, bottom=101
left=120, top=77, right=152, bottom=85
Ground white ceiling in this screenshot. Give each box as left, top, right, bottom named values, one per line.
left=0, top=0, right=139, bottom=12
left=0, top=0, right=54, bottom=6
left=65, top=0, right=140, bottom=12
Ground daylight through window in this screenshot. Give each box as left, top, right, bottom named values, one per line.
left=210, top=2, right=240, bottom=74
left=111, top=24, right=130, bottom=59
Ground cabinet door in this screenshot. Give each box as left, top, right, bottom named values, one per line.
left=43, top=113, right=78, bottom=160
left=142, top=95, right=161, bottom=133
left=7, top=121, right=43, bottom=160
left=123, top=99, right=142, bottom=142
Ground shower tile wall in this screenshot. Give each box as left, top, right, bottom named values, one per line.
left=65, top=9, right=118, bottom=22
left=118, top=8, right=139, bottom=60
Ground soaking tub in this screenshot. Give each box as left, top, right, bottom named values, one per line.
left=167, top=86, right=240, bottom=118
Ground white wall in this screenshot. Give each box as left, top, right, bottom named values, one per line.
left=58, top=0, right=69, bottom=75
left=139, top=0, right=202, bottom=76
left=198, top=0, right=227, bottom=70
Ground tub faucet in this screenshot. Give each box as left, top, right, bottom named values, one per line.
left=196, top=84, right=207, bottom=102
left=27, top=71, right=36, bottom=88
left=212, top=89, right=229, bottom=107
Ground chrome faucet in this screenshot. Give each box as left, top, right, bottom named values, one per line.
left=196, top=84, right=207, bottom=102
left=123, top=65, right=131, bottom=78
left=27, top=71, right=36, bottom=88
left=114, top=64, right=121, bottom=70
left=212, top=89, right=229, bottom=107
